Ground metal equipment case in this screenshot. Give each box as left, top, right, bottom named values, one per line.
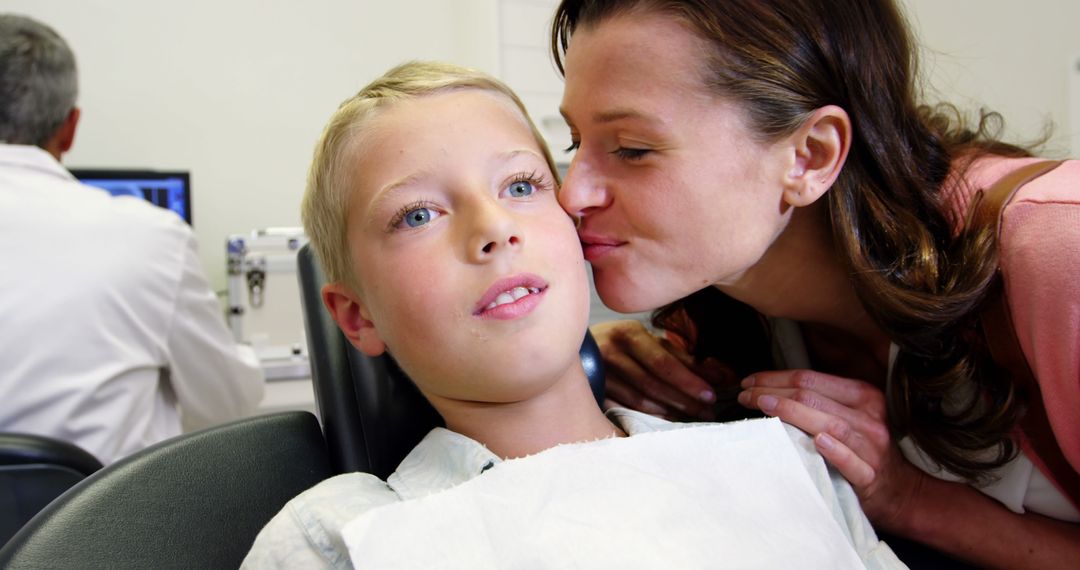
left=226, top=228, right=310, bottom=380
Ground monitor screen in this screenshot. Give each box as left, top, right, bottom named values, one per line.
left=69, top=168, right=192, bottom=225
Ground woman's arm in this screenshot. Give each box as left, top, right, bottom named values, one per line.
left=740, top=370, right=1080, bottom=569
left=902, top=470, right=1080, bottom=569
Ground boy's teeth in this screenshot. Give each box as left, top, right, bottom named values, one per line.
left=485, top=286, right=540, bottom=310
left=492, top=292, right=514, bottom=308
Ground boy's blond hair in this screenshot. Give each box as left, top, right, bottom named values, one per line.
left=302, top=60, right=560, bottom=293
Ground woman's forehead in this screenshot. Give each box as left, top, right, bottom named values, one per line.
left=564, top=14, right=713, bottom=103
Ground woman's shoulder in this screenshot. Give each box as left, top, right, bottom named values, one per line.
left=967, top=155, right=1078, bottom=204
left=990, top=157, right=1080, bottom=264
left=941, top=155, right=1080, bottom=232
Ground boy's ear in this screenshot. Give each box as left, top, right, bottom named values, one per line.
left=780, top=105, right=851, bottom=208
left=321, top=282, right=386, bottom=357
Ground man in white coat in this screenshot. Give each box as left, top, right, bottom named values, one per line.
left=0, top=14, right=264, bottom=465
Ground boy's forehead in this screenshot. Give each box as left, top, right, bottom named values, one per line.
left=364, top=89, right=532, bottom=154
left=346, top=89, right=539, bottom=207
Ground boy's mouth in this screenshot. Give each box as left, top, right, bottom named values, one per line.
left=474, top=273, right=548, bottom=317
left=483, top=286, right=542, bottom=311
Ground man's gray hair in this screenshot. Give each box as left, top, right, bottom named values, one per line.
left=0, top=14, right=78, bottom=146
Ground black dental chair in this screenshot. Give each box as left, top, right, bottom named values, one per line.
left=296, top=243, right=606, bottom=479
left=0, top=432, right=102, bottom=547
left=0, top=412, right=331, bottom=569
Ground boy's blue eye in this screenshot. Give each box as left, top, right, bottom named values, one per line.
left=507, top=180, right=535, bottom=197
left=389, top=200, right=441, bottom=231
left=403, top=207, right=433, bottom=227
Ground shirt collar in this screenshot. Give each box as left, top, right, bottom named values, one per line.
left=605, top=407, right=674, bottom=435
left=0, top=143, right=77, bottom=182
left=387, top=427, right=500, bottom=500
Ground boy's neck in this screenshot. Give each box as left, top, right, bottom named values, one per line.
left=433, top=366, right=624, bottom=459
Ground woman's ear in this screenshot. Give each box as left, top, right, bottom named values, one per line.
left=781, top=105, right=851, bottom=207
left=321, top=282, right=386, bottom=357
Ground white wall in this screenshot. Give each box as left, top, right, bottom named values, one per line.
left=6, top=0, right=1078, bottom=296
left=902, top=0, right=1080, bottom=157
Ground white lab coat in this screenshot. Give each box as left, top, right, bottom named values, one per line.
left=0, top=144, right=264, bottom=465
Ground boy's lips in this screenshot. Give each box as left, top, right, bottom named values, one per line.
left=474, top=273, right=549, bottom=319
left=577, top=230, right=625, bottom=262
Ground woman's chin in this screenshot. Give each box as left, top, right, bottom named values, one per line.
left=591, top=274, right=657, bottom=314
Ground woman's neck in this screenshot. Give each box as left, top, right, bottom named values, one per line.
left=433, top=366, right=624, bottom=459
left=721, top=201, right=891, bottom=372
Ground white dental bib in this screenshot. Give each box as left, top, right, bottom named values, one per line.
left=342, top=418, right=865, bottom=568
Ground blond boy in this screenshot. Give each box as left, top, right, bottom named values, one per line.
left=242, top=62, right=903, bottom=569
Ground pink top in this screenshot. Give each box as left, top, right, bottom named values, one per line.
left=941, top=155, right=1080, bottom=490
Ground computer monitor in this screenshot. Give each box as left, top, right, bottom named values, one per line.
left=69, top=168, right=192, bottom=225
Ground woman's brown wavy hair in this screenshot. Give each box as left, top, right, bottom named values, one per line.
left=552, top=0, right=1035, bottom=481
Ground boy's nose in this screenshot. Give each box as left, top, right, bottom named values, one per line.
left=467, top=201, right=523, bottom=262
left=557, top=156, right=609, bottom=219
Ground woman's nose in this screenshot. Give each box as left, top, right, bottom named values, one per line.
left=558, top=155, right=609, bottom=219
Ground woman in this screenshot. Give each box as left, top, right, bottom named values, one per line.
left=551, top=0, right=1079, bottom=567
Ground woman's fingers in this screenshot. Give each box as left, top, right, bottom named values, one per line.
left=604, top=350, right=714, bottom=419
left=814, top=432, right=876, bottom=489
left=744, top=390, right=887, bottom=467
left=737, top=370, right=926, bottom=528
left=601, top=320, right=717, bottom=401
left=603, top=382, right=677, bottom=420
left=738, top=386, right=866, bottom=426
left=592, top=320, right=719, bottom=419
left=737, top=370, right=893, bottom=473
left=741, top=369, right=886, bottom=421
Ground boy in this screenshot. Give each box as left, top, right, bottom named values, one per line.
left=242, top=61, right=903, bottom=569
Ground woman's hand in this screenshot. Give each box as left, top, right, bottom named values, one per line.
left=742, top=370, right=1080, bottom=568
left=738, top=369, right=927, bottom=531
left=592, top=320, right=730, bottom=421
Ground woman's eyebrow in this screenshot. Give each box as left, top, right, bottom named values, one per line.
left=560, top=107, right=656, bottom=126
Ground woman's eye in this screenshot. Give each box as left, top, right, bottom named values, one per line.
left=400, top=207, right=435, bottom=228
left=564, top=141, right=580, bottom=153
left=613, top=147, right=650, bottom=161
left=506, top=180, right=535, bottom=198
